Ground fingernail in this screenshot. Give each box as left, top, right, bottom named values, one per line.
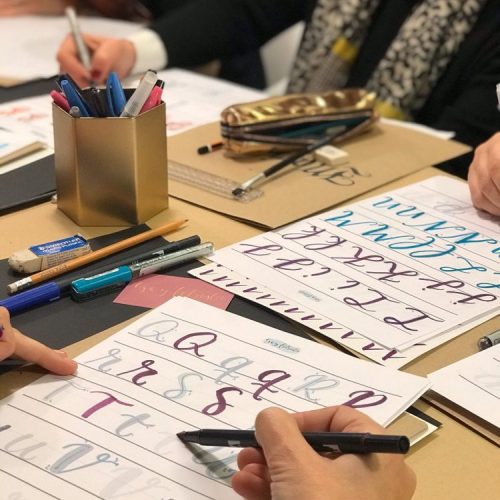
left=91, top=70, right=101, bottom=80
left=57, top=350, right=69, bottom=357
left=0, top=325, right=4, bottom=339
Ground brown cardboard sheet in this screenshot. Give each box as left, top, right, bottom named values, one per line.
left=167, top=122, right=470, bottom=228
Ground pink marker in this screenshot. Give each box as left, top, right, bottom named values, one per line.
left=140, top=84, right=164, bottom=113
left=50, top=90, right=70, bottom=112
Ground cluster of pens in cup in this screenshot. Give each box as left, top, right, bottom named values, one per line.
left=50, top=69, right=164, bottom=118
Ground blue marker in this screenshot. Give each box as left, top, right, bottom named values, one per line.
left=71, top=242, right=214, bottom=301
left=106, top=72, right=127, bottom=117
left=61, top=79, right=91, bottom=117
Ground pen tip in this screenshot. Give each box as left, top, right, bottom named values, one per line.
left=176, top=432, right=187, bottom=442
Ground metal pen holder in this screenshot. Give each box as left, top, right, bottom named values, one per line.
left=52, top=100, right=168, bottom=226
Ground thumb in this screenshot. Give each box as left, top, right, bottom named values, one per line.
left=255, top=407, right=319, bottom=475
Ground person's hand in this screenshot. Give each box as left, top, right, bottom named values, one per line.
left=468, top=132, right=500, bottom=216
left=57, top=33, right=136, bottom=87
left=232, top=406, right=416, bottom=500
left=0, top=307, right=77, bottom=375
left=0, top=0, right=65, bottom=16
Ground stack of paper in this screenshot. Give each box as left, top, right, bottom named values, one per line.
left=0, top=297, right=429, bottom=499
left=0, top=129, right=44, bottom=166
left=428, top=344, right=500, bottom=430
left=192, top=176, right=500, bottom=369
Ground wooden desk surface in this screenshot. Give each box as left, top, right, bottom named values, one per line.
left=0, top=167, right=498, bottom=500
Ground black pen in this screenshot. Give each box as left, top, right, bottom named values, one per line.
left=0, top=236, right=201, bottom=315
left=177, top=429, right=410, bottom=454
left=232, top=132, right=342, bottom=197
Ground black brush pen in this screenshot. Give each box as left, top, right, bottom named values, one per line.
left=177, top=429, right=410, bottom=454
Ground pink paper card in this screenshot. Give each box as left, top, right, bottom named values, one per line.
left=113, top=274, right=234, bottom=310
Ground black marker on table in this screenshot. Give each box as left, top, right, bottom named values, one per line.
left=478, top=329, right=500, bottom=350
left=177, top=429, right=410, bottom=454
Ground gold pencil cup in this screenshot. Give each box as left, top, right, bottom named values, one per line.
left=53, top=102, right=169, bottom=226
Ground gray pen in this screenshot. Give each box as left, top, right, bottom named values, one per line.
left=478, top=329, right=500, bottom=350
left=65, top=7, right=94, bottom=83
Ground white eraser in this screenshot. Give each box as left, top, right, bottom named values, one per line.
left=8, top=234, right=91, bottom=274
left=314, top=145, right=349, bottom=166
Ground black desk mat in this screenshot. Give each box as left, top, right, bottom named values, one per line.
left=0, top=225, right=308, bottom=374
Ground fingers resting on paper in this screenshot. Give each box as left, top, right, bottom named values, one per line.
left=0, top=307, right=77, bottom=375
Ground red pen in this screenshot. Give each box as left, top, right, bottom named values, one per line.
left=140, top=83, right=164, bottom=113
left=50, top=90, right=70, bottom=112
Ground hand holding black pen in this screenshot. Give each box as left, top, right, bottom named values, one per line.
left=227, top=406, right=416, bottom=500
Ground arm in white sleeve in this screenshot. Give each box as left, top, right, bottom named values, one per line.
left=127, top=29, right=168, bottom=75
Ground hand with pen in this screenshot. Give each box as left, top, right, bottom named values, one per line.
left=0, top=307, right=77, bottom=375
left=57, top=33, right=136, bottom=87
left=468, top=132, right=500, bottom=216
left=232, top=406, right=416, bottom=500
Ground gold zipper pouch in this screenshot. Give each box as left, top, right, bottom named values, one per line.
left=220, top=89, right=378, bottom=155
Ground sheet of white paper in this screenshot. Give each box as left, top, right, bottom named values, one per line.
left=428, top=344, right=500, bottom=429
left=0, top=297, right=429, bottom=499
left=127, top=69, right=266, bottom=136
left=190, top=263, right=499, bottom=369
left=380, top=118, right=455, bottom=140
left=198, top=176, right=499, bottom=360
left=0, top=94, right=55, bottom=147
left=0, top=16, right=141, bottom=81
left=0, top=128, right=43, bottom=163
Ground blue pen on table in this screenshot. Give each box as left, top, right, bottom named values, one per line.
left=0, top=236, right=201, bottom=315
left=120, top=70, right=157, bottom=118
left=61, top=79, right=91, bottom=117
left=106, top=72, right=127, bottom=117
left=71, top=242, right=214, bottom=301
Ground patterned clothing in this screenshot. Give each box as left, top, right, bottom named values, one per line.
left=289, top=0, right=486, bottom=120
left=150, top=0, right=500, bottom=160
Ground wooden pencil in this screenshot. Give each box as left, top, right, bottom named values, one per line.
left=7, top=219, right=187, bottom=294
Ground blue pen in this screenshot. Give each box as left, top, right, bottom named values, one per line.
left=0, top=282, right=62, bottom=315
left=61, top=79, right=91, bottom=117
left=106, top=72, right=126, bottom=117
left=0, top=236, right=201, bottom=315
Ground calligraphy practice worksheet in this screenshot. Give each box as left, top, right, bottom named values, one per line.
left=0, top=297, right=429, bottom=499
left=192, top=176, right=499, bottom=368
left=428, top=344, right=500, bottom=429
